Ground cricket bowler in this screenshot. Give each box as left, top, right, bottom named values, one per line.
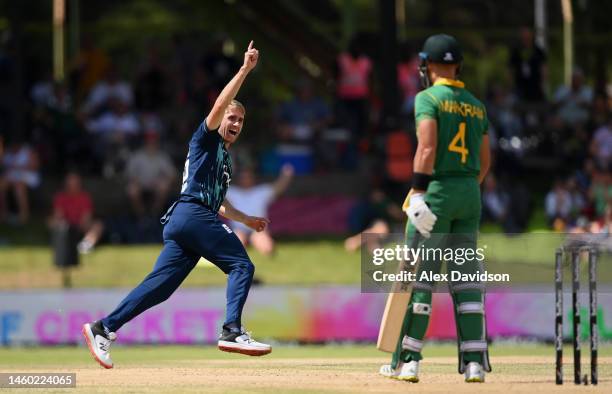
left=379, top=34, right=492, bottom=382
left=82, top=41, right=272, bottom=369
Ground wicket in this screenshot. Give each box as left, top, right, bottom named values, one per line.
left=554, top=246, right=598, bottom=385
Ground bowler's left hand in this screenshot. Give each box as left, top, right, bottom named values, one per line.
left=244, top=216, right=269, bottom=232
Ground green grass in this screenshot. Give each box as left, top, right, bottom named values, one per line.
left=0, top=241, right=360, bottom=289
left=1, top=236, right=609, bottom=289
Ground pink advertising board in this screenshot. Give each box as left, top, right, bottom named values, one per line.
left=0, top=287, right=610, bottom=345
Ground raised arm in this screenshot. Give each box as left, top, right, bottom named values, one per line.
left=272, top=164, right=294, bottom=198
left=206, top=41, right=259, bottom=130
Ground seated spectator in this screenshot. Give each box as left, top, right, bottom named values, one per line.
left=140, top=112, right=165, bottom=137
left=590, top=115, right=612, bottom=171
left=487, top=86, right=522, bottom=139
left=50, top=172, right=104, bottom=254
left=125, top=132, right=176, bottom=217
left=589, top=93, right=609, bottom=128
left=570, top=204, right=612, bottom=252
left=274, top=80, right=331, bottom=174
left=278, top=79, right=331, bottom=143
left=87, top=98, right=140, bottom=177
left=0, top=139, right=40, bottom=224
left=47, top=81, right=74, bottom=113
left=482, top=175, right=511, bottom=230
left=87, top=98, right=140, bottom=141
left=30, top=71, right=55, bottom=108
left=226, top=165, right=293, bottom=256
left=545, top=179, right=573, bottom=230
left=590, top=203, right=612, bottom=235
left=589, top=166, right=612, bottom=218
left=82, top=66, right=133, bottom=116
left=569, top=215, right=591, bottom=234
left=344, top=188, right=403, bottom=252
left=553, top=69, right=593, bottom=127
left=566, top=176, right=586, bottom=219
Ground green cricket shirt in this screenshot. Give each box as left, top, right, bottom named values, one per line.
left=414, top=78, right=488, bottom=178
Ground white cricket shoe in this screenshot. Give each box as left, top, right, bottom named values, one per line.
left=82, top=321, right=116, bottom=369
left=379, top=360, right=419, bottom=382
left=218, top=327, right=271, bottom=356
left=464, top=361, right=485, bottom=383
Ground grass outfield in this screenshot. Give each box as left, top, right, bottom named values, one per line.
left=0, top=344, right=610, bottom=393
left=0, top=241, right=358, bottom=289
left=1, top=236, right=609, bottom=289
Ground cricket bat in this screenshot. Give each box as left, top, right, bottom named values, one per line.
left=376, top=234, right=421, bottom=353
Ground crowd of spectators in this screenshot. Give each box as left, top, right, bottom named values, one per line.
left=480, top=28, right=610, bottom=235
left=0, top=27, right=610, bottom=246
left=2, top=36, right=228, bottom=228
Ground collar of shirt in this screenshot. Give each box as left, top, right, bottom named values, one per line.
left=434, top=78, right=465, bottom=88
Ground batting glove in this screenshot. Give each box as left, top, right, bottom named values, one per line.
left=405, top=193, right=437, bottom=238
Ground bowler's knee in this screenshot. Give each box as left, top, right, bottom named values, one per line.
left=224, top=253, right=255, bottom=278
left=245, top=260, right=255, bottom=277
left=235, top=258, right=255, bottom=279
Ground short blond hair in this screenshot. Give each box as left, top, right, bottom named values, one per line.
left=227, top=99, right=245, bottom=113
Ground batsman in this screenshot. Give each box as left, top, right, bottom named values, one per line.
left=379, top=34, right=491, bottom=383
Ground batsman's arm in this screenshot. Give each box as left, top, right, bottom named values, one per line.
left=219, top=198, right=269, bottom=232
left=478, top=134, right=490, bottom=184
left=412, top=118, right=438, bottom=193
left=206, top=41, right=259, bottom=130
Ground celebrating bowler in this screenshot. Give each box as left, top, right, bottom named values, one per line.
left=82, top=41, right=271, bottom=369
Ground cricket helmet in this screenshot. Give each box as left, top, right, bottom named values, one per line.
left=418, top=34, right=463, bottom=88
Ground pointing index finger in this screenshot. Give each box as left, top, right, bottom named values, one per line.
left=248, top=40, right=253, bottom=50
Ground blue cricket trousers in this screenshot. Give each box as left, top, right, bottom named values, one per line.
left=101, top=201, right=255, bottom=332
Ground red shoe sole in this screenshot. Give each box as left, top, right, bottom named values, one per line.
left=218, top=345, right=272, bottom=356
left=82, top=325, right=113, bottom=369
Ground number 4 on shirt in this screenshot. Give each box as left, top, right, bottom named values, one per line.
left=448, top=122, right=468, bottom=164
